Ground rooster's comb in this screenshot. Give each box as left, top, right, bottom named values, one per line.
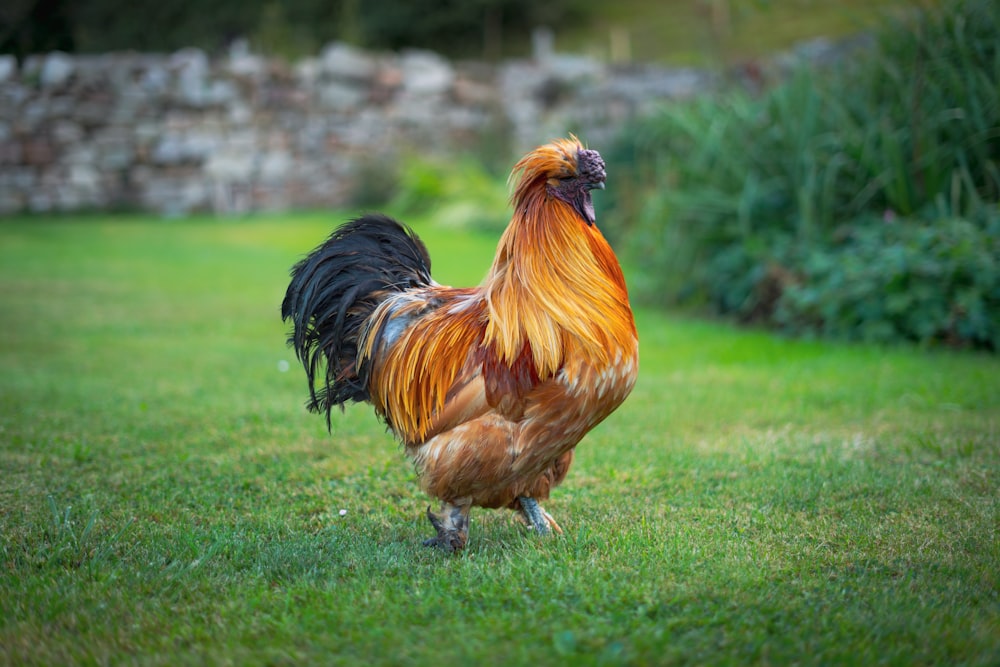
left=509, top=136, right=597, bottom=207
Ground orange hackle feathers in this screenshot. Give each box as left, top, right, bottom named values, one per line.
left=485, top=137, right=635, bottom=381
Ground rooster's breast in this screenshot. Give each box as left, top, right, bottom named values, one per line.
left=408, top=336, right=638, bottom=509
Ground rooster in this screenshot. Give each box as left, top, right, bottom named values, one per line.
left=282, top=137, right=638, bottom=552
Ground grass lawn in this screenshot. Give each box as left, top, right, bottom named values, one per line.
left=1, top=213, right=997, bottom=665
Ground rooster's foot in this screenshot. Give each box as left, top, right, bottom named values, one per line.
left=517, top=496, right=563, bottom=535
left=423, top=502, right=470, bottom=553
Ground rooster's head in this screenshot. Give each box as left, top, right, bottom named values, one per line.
left=510, top=137, right=607, bottom=225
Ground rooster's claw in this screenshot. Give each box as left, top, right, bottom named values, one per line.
left=424, top=503, right=470, bottom=553
left=422, top=535, right=464, bottom=553
left=517, top=496, right=563, bottom=535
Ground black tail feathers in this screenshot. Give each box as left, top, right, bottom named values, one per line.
left=281, top=214, right=433, bottom=425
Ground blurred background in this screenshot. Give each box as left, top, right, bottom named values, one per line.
left=0, top=0, right=917, bottom=63
left=1, top=0, right=997, bottom=349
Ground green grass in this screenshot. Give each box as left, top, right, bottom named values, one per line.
left=1, top=213, right=998, bottom=666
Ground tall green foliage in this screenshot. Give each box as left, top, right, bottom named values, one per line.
left=608, top=0, right=1000, bottom=348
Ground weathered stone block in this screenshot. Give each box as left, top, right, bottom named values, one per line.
left=41, top=52, right=75, bottom=88
left=317, top=80, right=368, bottom=112
left=320, top=42, right=379, bottom=82
left=0, top=56, right=16, bottom=84
left=400, top=50, right=454, bottom=96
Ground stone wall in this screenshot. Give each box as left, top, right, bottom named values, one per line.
left=0, top=38, right=851, bottom=215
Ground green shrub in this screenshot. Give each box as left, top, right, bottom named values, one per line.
left=389, top=155, right=511, bottom=232
left=608, top=0, right=1000, bottom=348
left=776, top=214, right=1000, bottom=347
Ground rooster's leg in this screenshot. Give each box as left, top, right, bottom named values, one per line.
left=517, top=497, right=563, bottom=535
left=423, top=501, right=471, bottom=553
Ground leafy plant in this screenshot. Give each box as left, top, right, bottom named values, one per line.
left=389, top=154, right=511, bottom=232
left=608, top=0, right=1000, bottom=348
left=776, top=214, right=1000, bottom=347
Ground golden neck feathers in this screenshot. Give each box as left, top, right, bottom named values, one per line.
left=484, top=138, right=636, bottom=378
